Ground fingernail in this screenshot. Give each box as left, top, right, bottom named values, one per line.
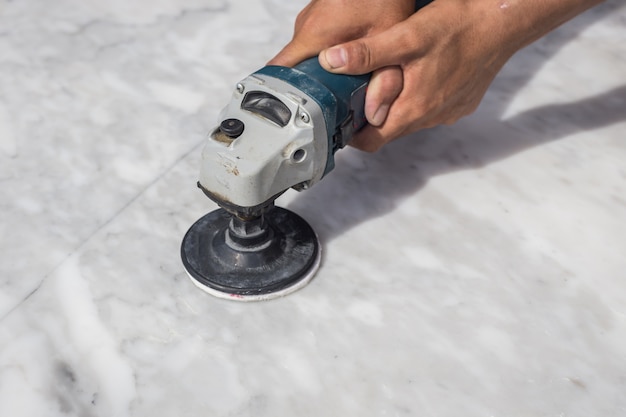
left=371, top=104, right=390, bottom=126
left=324, top=47, right=347, bottom=69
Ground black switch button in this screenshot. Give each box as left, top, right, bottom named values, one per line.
left=219, top=118, right=245, bottom=138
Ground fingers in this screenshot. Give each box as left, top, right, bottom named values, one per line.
left=350, top=125, right=387, bottom=153
left=319, top=21, right=418, bottom=74
left=350, top=120, right=412, bottom=153
left=365, top=66, right=403, bottom=126
left=351, top=91, right=436, bottom=152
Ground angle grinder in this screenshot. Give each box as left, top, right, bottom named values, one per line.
left=181, top=1, right=434, bottom=301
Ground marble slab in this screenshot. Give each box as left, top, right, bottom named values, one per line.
left=0, top=0, right=625, bottom=416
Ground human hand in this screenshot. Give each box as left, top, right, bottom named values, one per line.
left=268, top=0, right=417, bottom=142
left=316, top=0, right=520, bottom=151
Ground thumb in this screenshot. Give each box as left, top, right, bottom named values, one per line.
left=319, top=22, right=416, bottom=74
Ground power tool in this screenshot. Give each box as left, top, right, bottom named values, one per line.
left=181, top=0, right=434, bottom=301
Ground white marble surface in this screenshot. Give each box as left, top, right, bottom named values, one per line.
left=1, top=0, right=625, bottom=415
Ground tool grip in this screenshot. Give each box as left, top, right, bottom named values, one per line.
left=292, top=58, right=369, bottom=149
left=294, top=0, right=434, bottom=172
left=295, top=0, right=434, bottom=147
left=257, top=0, right=434, bottom=175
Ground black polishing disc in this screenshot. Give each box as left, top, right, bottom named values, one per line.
left=180, top=207, right=321, bottom=301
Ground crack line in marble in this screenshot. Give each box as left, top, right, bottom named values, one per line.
left=0, top=143, right=202, bottom=322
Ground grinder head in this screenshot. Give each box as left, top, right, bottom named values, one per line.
left=181, top=205, right=321, bottom=301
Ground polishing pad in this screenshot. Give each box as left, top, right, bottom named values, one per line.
left=181, top=206, right=321, bottom=301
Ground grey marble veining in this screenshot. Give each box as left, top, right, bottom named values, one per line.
left=1, top=1, right=625, bottom=416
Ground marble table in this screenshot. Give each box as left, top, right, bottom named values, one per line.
left=1, top=1, right=625, bottom=415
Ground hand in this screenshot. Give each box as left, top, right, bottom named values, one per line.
left=268, top=0, right=416, bottom=142
left=316, top=0, right=520, bottom=151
